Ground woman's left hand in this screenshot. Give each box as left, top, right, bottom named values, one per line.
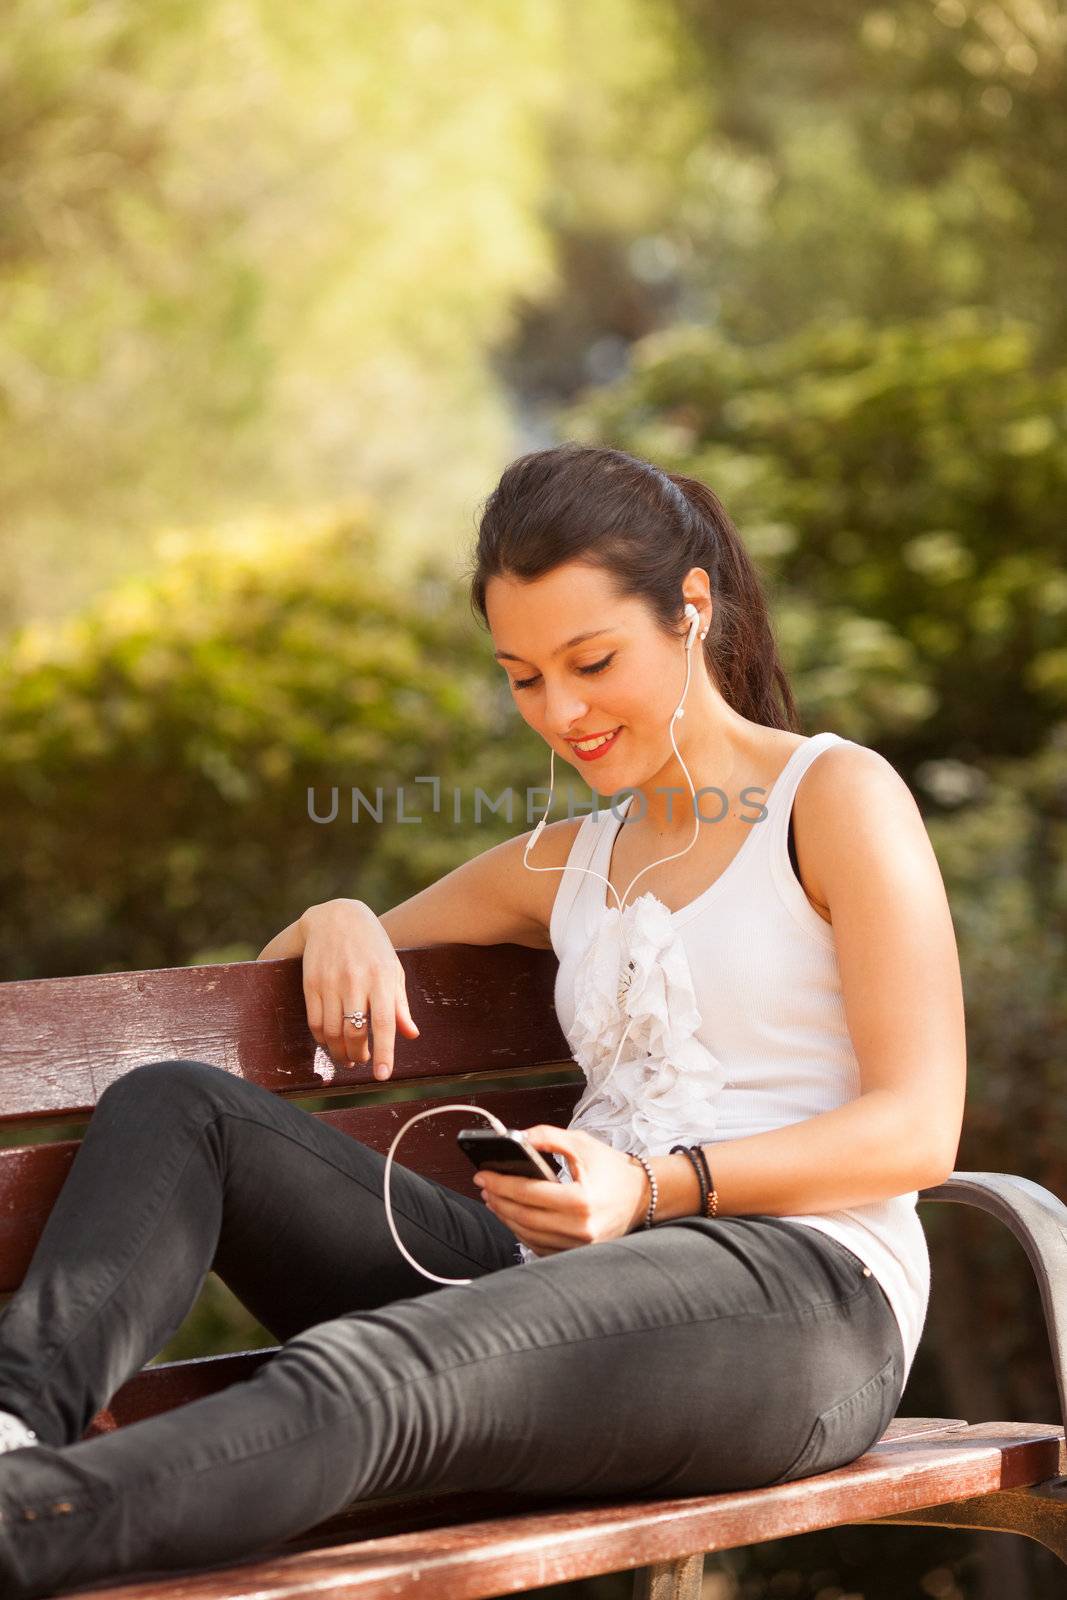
left=473, top=1125, right=647, bottom=1256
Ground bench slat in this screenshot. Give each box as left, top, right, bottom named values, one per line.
left=210, top=1419, right=980, bottom=1546
left=59, top=1422, right=1066, bottom=1600
left=0, top=951, right=570, bottom=1121
left=269, top=1419, right=991, bottom=1553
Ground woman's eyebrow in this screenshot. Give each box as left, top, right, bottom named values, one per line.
left=493, top=627, right=616, bottom=665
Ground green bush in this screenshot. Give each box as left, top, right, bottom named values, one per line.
left=571, top=310, right=1067, bottom=765
left=0, top=507, right=551, bottom=980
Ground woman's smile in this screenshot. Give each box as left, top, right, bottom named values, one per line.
left=567, top=726, right=623, bottom=760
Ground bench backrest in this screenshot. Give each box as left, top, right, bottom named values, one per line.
left=0, top=946, right=581, bottom=1293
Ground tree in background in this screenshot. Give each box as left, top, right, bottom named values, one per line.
left=503, top=0, right=1067, bottom=410
left=570, top=310, right=1067, bottom=767
left=0, top=0, right=708, bottom=633
left=0, top=505, right=552, bottom=979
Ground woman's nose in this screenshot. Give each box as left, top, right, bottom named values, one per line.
left=543, top=683, right=590, bottom=737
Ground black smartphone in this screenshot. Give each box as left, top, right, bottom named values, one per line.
left=456, top=1127, right=564, bottom=1182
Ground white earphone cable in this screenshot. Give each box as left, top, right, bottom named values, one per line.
left=382, top=1103, right=512, bottom=1287
left=522, top=604, right=704, bottom=1117
left=380, top=604, right=707, bottom=1285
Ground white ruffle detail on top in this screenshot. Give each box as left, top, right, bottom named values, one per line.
left=567, top=891, right=727, bottom=1153
left=513, top=890, right=726, bottom=1266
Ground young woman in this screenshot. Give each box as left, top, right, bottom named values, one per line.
left=0, top=443, right=966, bottom=1598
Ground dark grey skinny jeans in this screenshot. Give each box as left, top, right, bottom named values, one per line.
left=0, top=1060, right=906, bottom=1599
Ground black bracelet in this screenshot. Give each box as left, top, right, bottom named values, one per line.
left=689, top=1143, right=718, bottom=1218
left=670, top=1143, right=707, bottom=1217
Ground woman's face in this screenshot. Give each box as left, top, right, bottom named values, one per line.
left=485, top=562, right=709, bottom=794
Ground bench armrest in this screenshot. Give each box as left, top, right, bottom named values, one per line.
left=920, top=1171, right=1067, bottom=1431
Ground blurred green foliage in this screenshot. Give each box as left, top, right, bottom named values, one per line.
left=661, top=0, right=1067, bottom=354
left=0, top=0, right=711, bottom=634
left=570, top=310, right=1067, bottom=764
left=0, top=505, right=552, bottom=979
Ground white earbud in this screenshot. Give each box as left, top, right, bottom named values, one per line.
left=672, top=604, right=702, bottom=721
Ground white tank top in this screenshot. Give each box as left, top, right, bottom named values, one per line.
left=532, top=730, right=929, bottom=1386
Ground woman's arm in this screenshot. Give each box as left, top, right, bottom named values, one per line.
left=256, top=917, right=307, bottom=962
left=636, top=1091, right=953, bottom=1227
left=253, top=822, right=583, bottom=1075
left=638, top=744, right=967, bottom=1222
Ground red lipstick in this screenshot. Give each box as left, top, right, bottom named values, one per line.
left=568, top=727, right=622, bottom=762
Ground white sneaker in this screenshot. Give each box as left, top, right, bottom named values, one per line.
left=0, top=1409, right=38, bottom=1453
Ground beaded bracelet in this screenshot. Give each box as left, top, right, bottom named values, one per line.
left=626, top=1152, right=658, bottom=1230
left=690, top=1143, right=719, bottom=1218
left=670, top=1143, right=708, bottom=1217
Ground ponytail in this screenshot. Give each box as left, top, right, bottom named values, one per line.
left=666, top=472, right=801, bottom=732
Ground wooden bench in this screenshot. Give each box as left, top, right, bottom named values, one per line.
left=2, top=944, right=1067, bottom=1599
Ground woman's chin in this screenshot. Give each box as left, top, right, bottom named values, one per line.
left=581, top=767, right=637, bottom=801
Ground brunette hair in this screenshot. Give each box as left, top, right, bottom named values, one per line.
left=468, top=442, right=801, bottom=732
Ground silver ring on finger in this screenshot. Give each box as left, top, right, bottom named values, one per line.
left=344, top=1010, right=368, bottom=1030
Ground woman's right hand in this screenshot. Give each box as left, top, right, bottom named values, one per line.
left=299, top=899, right=420, bottom=1079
